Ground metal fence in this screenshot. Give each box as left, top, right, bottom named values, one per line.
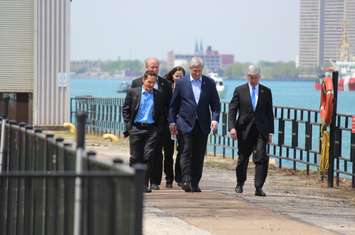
left=71, top=96, right=355, bottom=188
left=70, top=97, right=125, bottom=136
left=0, top=111, right=144, bottom=235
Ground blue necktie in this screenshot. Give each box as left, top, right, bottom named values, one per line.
left=251, top=87, right=256, bottom=111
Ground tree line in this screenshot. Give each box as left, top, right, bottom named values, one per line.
left=72, top=59, right=300, bottom=79
left=224, top=61, right=299, bottom=79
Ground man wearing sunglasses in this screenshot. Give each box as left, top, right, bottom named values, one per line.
left=228, top=65, right=274, bottom=196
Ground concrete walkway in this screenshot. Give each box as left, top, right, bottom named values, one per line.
left=55, top=132, right=355, bottom=235
left=144, top=188, right=337, bottom=235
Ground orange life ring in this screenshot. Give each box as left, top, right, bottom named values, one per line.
left=320, top=76, right=334, bottom=125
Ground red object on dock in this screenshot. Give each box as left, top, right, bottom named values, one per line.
left=315, top=77, right=355, bottom=91
left=319, top=76, right=334, bottom=125
left=314, top=64, right=355, bottom=91
left=352, top=116, right=355, bottom=133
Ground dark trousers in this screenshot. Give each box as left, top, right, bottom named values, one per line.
left=128, top=126, right=158, bottom=186
left=150, top=125, right=175, bottom=185
left=174, top=132, right=183, bottom=183
left=236, top=125, right=269, bottom=189
left=180, top=124, right=208, bottom=187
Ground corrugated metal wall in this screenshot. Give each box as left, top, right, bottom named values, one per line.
left=34, top=0, right=71, bottom=126
left=0, top=0, right=34, bottom=92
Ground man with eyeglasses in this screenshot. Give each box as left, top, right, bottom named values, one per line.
left=228, top=65, right=274, bottom=196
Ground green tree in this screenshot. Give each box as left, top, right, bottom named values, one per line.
left=224, top=62, right=249, bottom=78
left=224, top=61, right=298, bottom=79
left=101, top=59, right=143, bottom=75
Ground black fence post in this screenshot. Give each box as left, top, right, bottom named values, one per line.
left=305, top=120, right=312, bottom=175
left=335, top=125, right=342, bottom=187
left=76, top=112, right=87, bottom=149
left=0, top=96, right=10, bottom=172
left=292, top=117, right=299, bottom=171
left=3, top=96, right=9, bottom=119
left=23, top=125, right=33, bottom=235
left=0, top=98, right=10, bottom=235
left=133, top=164, right=145, bottom=235
left=70, top=98, right=74, bottom=124
left=328, top=71, right=338, bottom=188
left=278, top=108, right=285, bottom=168
left=74, top=112, right=87, bottom=235
left=351, top=116, right=355, bottom=188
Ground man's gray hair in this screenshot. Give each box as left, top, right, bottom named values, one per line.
left=189, top=57, right=204, bottom=69
left=144, top=57, right=159, bottom=67
left=246, top=64, right=261, bottom=76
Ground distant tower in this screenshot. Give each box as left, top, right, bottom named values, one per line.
left=339, top=0, right=352, bottom=61
left=199, top=40, right=204, bottom=55
left=194, top=41, right=199, bottom=55
left=299, top=0, right=355, bottom=72
left=339, top=21, right=351, bottom=61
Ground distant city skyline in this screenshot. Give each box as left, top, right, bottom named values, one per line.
left=299, top=0, right=355, bottom=71
left=71, top=0, right=299, bottom=62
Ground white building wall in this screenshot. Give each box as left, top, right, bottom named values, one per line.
left=0, top=0, right=34, bottom=92
left=322, top=0, right=345, bottom=65
left=33, top=0, right=71, bottom=126
left=299, top=0, right=321, bottom=69
left=299, top=0, right=355, bottom=71
left=345, top=0, right=355, bottom=59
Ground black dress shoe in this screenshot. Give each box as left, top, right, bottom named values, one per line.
left=255, top=188, right=266, bottom=197
left=150, top=184, right=160, bottom=190
left=181, top=181, right=192, bottom=192
left=166, top=182, right=173, bottom=188
left=177, top=181, right=183, bottom=187
left=235, top=185, right=243, bottom=193
left=144, top=186, right=152, bottom=193
left=191, top=185, right=201, bottom=192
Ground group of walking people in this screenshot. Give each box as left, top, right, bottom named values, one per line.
left=122, top=56, right=274, bottom=196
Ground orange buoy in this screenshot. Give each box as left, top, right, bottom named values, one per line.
left=320, top=76, right=334, bottom=125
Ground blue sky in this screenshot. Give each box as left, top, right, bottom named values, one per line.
left=71, top=0, right=299, bottom=62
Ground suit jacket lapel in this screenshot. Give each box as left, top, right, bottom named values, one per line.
left=157, top=76, right=163, bottom=90
left=197, top=76, right=207, bottom=105
left=255, top=85, right=264, bottom=111
left=153, top=89, right=158, bottom=119
left=186, top=76, right=197, bottom=105
left=134, top=88, right=141, bottom=111
left=244, top=83, right=253, bottom=111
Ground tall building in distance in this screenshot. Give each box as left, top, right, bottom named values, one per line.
left=299, top=0, right=355, bottom=75
left=167, top=41, right=235, bottom=72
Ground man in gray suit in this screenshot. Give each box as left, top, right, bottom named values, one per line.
left=228, top=65, right=274, bottom=196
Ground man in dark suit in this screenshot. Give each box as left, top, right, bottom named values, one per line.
left=228, top=65, right=274, bottom=196
left=131, top=57, right=173, bottom=190
left=169, top=57, right=221, bottom=192
left=123, top=71, right=164, bottom=193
